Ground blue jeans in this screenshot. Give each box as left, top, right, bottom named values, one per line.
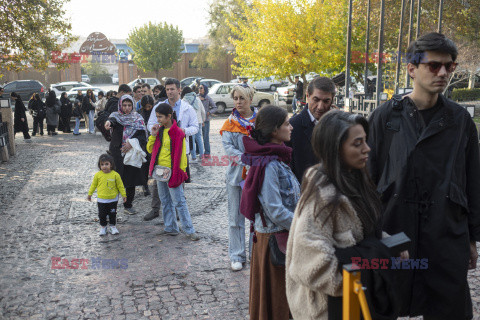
left=202, top=120, right=211, bottom=155
left=157, top=181, right=195, bottom=234
left=88, top=110, right=95, bottom=133
left=292, top=96, right=297, bottom=114
left=73, top=117, right=81, bottom=134
left=227, top=183, right=247, bottom=263
left=191, top=128, right=204, bottom=159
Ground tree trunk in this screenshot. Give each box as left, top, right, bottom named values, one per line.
left=468, top=71, right=475, bottom=89
left=155, top=70, right=160, bottom=81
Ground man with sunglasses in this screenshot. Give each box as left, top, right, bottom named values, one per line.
left=368, top=32, right=480, bottom=320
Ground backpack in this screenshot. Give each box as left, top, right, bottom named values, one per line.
left=95, top=110, right=111, bottom=141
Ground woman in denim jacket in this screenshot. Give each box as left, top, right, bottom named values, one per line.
left=240, top=105, right=300, bottom=320
left=220, top=84, right=257, bottom=271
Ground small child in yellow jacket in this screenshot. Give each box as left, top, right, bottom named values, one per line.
left=88, top=154, right=127, bottom=236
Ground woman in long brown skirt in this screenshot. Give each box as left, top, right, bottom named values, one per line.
left=240, top=106, right=300, bottom=320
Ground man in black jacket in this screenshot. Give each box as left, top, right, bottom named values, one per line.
left=368, top=33, right=480, bottom=320
left=287, top=76, right=335, bottom=182
left=292, top=75, right=303, bottom=115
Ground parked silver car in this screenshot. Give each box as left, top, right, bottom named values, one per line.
left=50, top=81, right=91, bottom=96
left=208, top=83, right=276, bottom=113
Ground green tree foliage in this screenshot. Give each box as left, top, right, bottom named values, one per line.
left=127, top=22, right=184, bottom=80
left=192, top=0, right=247, bottom=69
left=0, top=0, right=77, bottom=78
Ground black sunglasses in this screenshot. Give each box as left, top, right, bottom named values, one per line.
left=420, top=61, right=458, bottom=74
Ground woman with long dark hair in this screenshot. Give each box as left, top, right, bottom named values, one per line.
left=241, top=105, right=300, bottom=320
left=83, top=89, right=96, bottom=134
left=29, top=93, right=46, bottom=136
left=286, top=110, right=382, bottom=319
left=45, top=90, right=60, bottom=135
left=58, top=92, right=73, bottom=133
left=11, top=92, right=31, bottom=141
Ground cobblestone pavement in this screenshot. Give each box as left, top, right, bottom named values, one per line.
left=0, top=117, right=250, bottom=319
left=1, top=116, right=480, bottom=319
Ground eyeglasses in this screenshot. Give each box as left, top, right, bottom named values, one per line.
left=420, top=61, right=458, bottom=74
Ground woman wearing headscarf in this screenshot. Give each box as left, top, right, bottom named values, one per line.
left=29, top=93, right=46, bottom=136
left=11, top=92, right=31, bottom=141
left=198, top=84, right=216, bottom=157
left=104, top=95, right=147, bottom=215
left=58, top=92, right=73, bottom=133
left=45, top=90, right=60, bottom=136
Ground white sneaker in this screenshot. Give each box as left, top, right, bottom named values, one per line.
left=99, top=227, right=107, bottom=236
left=109, top=226, right=119, bottom=235
left=231, top=261, right=243, bottom=271
left=190, top=158, right=198, bottom=163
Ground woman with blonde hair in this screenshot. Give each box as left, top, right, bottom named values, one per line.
left=220, top=84, right=257, bottom=271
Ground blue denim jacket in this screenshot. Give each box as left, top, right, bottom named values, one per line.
left=255, top=160, right=301, bottom=233
left=221, top=131, right=247, bottom=186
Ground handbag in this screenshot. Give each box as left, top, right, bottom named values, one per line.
left=269, top=231, right=289, bottom=266
left=151, top=165, right=171, bottom=182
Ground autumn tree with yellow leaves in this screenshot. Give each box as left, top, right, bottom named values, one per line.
left=227, top=0, right=368, bottom=89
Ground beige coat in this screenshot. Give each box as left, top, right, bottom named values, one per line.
left=286, top=167, right=364, bottom=320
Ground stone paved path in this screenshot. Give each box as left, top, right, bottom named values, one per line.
left=1, top=116, right=480, bottom=319
left=0, top=117, right=250, bottom=320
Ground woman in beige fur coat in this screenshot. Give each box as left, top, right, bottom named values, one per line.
left=286, top=111, right=382, bottom=319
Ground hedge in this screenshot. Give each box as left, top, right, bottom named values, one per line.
left=451, top=88, right=480, bottom=102
left=89, top=74, right=112, bottom=84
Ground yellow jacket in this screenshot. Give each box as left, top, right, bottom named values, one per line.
left=88, top=170, right=126, bottom=199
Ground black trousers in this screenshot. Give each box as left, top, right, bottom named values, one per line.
left=47, top=125, right=56, bottom=133
left=15, top=121, right=31, bottom=139
left=59, top=116, right=71, bottom=132
left=124, top=187, right=135, bottom=208
left=98, top=201, right=117, bottom=226
left=32, top=117, right=44, bottom=134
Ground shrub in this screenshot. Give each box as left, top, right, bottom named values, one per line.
left=90, top=75, right=112, bottom=84
left=451, top=88, right=480, bottom=102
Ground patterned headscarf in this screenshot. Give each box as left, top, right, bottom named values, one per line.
left=108, top=95, right=147, bottom=143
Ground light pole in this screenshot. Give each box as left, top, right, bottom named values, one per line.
left=364, top=0, right=371, bottom=98
left=405, top=0, right=415, bottom=88
left=345, top=0, right=353, bottom=101
left=438, top=0, right=444, bottom=33
left=394, top=0, right=406, bottom=94
left=376, top=0, right=385, bottom=108
left=416, top=0, right=421, bottom=39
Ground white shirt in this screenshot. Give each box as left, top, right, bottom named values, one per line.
left=307, top=108, right=319, bottom=125
left=146, top=99, right=199, bottom=154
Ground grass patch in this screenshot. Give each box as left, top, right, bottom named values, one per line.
left=474, top=116, right=480, bottom=124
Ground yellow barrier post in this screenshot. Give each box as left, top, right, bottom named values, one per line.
left=343, top=264, right=372, bottom=320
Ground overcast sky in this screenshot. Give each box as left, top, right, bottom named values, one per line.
left=64, top=0, right=211, bottom=40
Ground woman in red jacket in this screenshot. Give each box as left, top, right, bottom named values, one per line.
left=147, top=103, right=199, bottom=241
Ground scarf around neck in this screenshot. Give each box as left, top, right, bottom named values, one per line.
left=239, top=136, right=292, bottom=221
left=219, top=107, right=257, bottom=136
left=108, top=94, right=147, bottom=143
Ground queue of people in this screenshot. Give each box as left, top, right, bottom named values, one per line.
left=219, top=33, right=479, bottom=320
left=8, top=31, right=478, bottom=320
